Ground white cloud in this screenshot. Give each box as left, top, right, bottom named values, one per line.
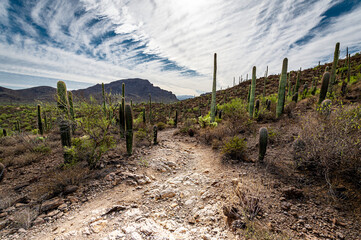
left=0, top=0, right=361, bottom=95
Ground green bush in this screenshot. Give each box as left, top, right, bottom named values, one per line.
left=198, top=113, right=217, bottom=128
left=156, top=122, right=166, bottom=130
left=222, top=136, right=247, bottom=160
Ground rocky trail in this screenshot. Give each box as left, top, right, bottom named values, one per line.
left=10, top=129, right=238, bottom=240
left=4, top=128, right=361, bottom=240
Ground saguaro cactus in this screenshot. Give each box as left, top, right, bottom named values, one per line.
left=68, top=91, right=75, bottom=120
left=142, top=108, right=146, bottom=123
left=37, top=104, right=43, bottom=135
left=295, top=70, right=300, bottom=93
left=254, top=99, right=260, bottom=117
left=59, top=120, right=71, bottom=147
left=319, top=72, right=330, bottom=104
left=153, top=125, right=158, bottom=145
left=125, top=104, right=133, bottom=156
left=276, top=58, right=288, bottom=118
left=149, top=93, right=152, bottom=124
left=210, top=53, right=217, bottom=123
left=0, top=162, right=5, bottom=182
left=259, top=127, right=268, bottom=162
left=2, top=129, right=6, bottom=137
left=328, top=42, right=340, bottom=94
left=174, top=110, right=178, bottom=127
left=57, top=81, right=69, bottom=114
left=102, top=83, right=106, bottom=116
left=248, top=66, right=256, bottom=118
left=263, top=66, right=268, bottom=97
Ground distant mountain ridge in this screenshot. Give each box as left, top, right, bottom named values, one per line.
left=0, top=78, right=178, bottom=104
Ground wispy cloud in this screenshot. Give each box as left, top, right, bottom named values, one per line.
left=0, top=0, right=361, bottom=95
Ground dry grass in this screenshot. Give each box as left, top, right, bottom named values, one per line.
left=297, top=104, right=361, bottom=187
left=12, top=207, right=38, bottom=229
left=31, top=164, right=89, bottom=200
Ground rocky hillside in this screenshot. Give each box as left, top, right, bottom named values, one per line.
left=0, top=78, right=178, bottom=104
left=73, top=78, right=178, bottom=104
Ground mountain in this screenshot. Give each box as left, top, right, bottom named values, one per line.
left=0, top=86, right=56, bottom=103
left=73, top=78, right=177, bottom=103
left=0, top=78, right=178, bottom=104
left=177, top=95, right=194, bottom=100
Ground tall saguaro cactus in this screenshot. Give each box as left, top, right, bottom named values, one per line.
left=263, top=66, right=268, bottom=97
left=319, top=72, right=330, bottom=104
left=248, top=66, right=256, bottom=118
left=37, top=104, right=43, bottom=135
left=328, top=42, right=340, bottom=94
left=68, top=91, right=75, bottom=120
left=149, top=93, right=152, bottom=124
left=276, top=58, right=288, bottom=118
left=119, top=83, right=125, bottom=137
left=102, top=83, right=106, bottom=116
left=57, top=81, right=69, bottom=115
left=210, top=53, right=217, bottom=123
left=125, top=104, right=133, bottom=156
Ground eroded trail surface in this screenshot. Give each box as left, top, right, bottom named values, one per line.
left=20, top=129, right=237, bottom=240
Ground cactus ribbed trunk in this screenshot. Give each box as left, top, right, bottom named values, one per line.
left=57, top=81, right=69, bottom=115
left=210, top=53, right=217, bottom=123
left=125, top=105, right=133, bottom=156
left=295, top=70, right=300, bottom=93
left=276, top=58, right=288, bottom=118
left=59, top=120, right=71, bottom=147
left=68, top=91, right=75, bottom=120
left=37, top=104, right=43, bottom=135
left=319, top=72, right=330, bottom=104
left=142, top=108, right=146, bottom=123
left=347, top=54, right=351, bottom=83
left=259, top=127, right=268, bottom=162
left=328, top=42, right=340, bottom=94
left=248, top=66, right=256, bottom=118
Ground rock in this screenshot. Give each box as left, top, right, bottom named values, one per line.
left=33, top=217, right=45, bottom=226
left=63, top=185, right=78, bottom=195
left=281, top=202, right=292, bottom=211
left=188, top=216, right=196, bottom=224
left=282, top=187, right=304, bottom=199
left=231, top=219, right=246, bottom=230
left=0, top=220, right=9, bottom=230
left=41, top=198, right=64, bottom=212
left=158, top=189, right=176, bottom=199
left=90, top=220, right=107, bottom=233
left=18, top=228, right=27, bottom=233
left=0, top=212, right=7, bottom=218
left=47, top=210, right=60, bottom=217
left=58, top=203, right=68, bottom=211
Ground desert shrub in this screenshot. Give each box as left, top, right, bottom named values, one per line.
left=297, top=104, right=361, bottom=183
left=135, top=127, right=152, bottom=146
left=198, top=113, right=217, bottom=128
left=222, top=136, right=247, bottom=160
left=74, top=99, right=116, bottom=169
left=156, top=122, right=166, bottom=130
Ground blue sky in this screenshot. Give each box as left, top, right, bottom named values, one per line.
left=0, top=0, right=361, bottom=95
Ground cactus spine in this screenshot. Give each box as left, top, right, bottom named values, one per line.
left=276, top=58, right=288, bottom=118
left=210, top=53, right=217, bottom=123
left=37, top=104, right=43, bottom=135
left=318, top=72, right=330, bottom=104
left=153, top=125, right=158, bottom=145
left=125, top=105, right=133, bottom=155
left=248, top=66, right=256, bottom=118
left=328, top=42, right=340, bottom=94
left=57, top=81, right=69, bottom=115
left=259, top=127, right=268, bottom=162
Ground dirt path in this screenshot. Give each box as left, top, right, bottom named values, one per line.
left=15, top=129, right=237, bottom=240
